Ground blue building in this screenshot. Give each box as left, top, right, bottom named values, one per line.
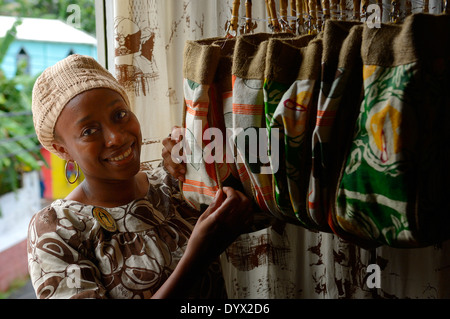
left=0, top=15, right=97, bottom=78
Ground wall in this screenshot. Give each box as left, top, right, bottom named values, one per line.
left=0, top=171, right=40, bottom=252
left=0, top=171, right=41, bottom=291
left=40, top=148, right=84, bottom=200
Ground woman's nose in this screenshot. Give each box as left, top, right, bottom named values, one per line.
left=104, top=125, right=125, bottom=147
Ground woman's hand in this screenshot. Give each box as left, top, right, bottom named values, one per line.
left=185, top=187, right=254, bottom=265
left=162, top=127, right=253, bottom=263
left=161, top=126, right=186, bottom=182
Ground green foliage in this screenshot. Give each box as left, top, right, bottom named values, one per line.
left=0, top=0, right=96, bottom=196
left=0, top=0, right=96, bottom=35
left=0, top=19, right=45, bottom=195
left=0, top=14, right=19, bottom=64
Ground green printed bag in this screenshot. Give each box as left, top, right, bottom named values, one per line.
left=263, top=34, right=316, bottom=225
left=324, top=24, right=369, bottom=245
left=267, top=36, right=324, bottom=229
left=335, top=13, right=450, bottom=248
left=231, top=33, right=294, bottom=222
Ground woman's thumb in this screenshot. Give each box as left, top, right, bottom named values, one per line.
left=202, top=188, right=224, bottom=218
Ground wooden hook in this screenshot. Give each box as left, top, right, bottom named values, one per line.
left=315, top=0, right=323, bottom=32
left=405, top=0, right=412, bottom=17
left=322, top=0, right=330, bottom=21
left=339, top=0, right=347, bottom=21
left=268, top=0, right=282, bottom=32
left=240, top=0, right=257, bottom=34
left=352, top=0, right=360, bottom=21
left=423, top=0, right=429, bottom=13
left=308, top=0, right=317, bottom=33
left=330, top=0, right=339, bottom=19
left=361, top=0, right=369, bottom=21
left=226, top=0, right=240, bottom=37
left=390, top=0, right=400, bottom=23
left=445, top=0, right=450, bottom=14
left=290, top=0, right=297, bottom=32
left=296, top=0, right=304, bottom=34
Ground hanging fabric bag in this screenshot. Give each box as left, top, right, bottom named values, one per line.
left=268, top=34, right=325, bottom=229
left=307, top=20, right=361, bottom=230
left=335, top=13, right=450, bottom=248
left=230, top=32, right=299, bottom=222
left=263, top=34, right=316, bottom=225
left=181, top=39, right=224, bottom=211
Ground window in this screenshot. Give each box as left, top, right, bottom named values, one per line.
left=16, top=47, right=30, bottom=75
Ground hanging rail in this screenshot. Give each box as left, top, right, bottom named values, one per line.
left=225, top=0, right=449, bottom=37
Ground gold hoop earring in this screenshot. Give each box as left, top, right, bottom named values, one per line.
left=65, top=160, right=80, bottom=184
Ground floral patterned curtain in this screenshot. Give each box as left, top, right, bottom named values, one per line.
left=110, top=0, right=270, bottom=168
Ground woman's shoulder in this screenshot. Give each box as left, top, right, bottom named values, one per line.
left=29, top=199, right=96, bottom=237
left=29, top=204, right=58, bottom=231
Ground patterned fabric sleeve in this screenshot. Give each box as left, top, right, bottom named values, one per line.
left=27, top=206, right=107, bottom=299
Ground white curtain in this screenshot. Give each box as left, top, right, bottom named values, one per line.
left=106, top=0, right=450, bottom=299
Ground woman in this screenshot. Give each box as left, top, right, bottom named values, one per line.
left=27, top=54, right=253, bottom=299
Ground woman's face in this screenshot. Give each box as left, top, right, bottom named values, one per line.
left=53, top=88, right=142, bottom=183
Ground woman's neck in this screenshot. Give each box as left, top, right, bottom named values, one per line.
left=66, top=171, right=148, bottom=207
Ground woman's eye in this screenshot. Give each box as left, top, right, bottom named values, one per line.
left=116, top=110, right=128, bottom=120
left=82, top=128, right=98, bottom=136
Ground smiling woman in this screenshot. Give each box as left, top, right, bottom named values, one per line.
left=27, top=54, right=253, bottom=299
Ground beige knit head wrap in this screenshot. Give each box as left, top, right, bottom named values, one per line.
left=32, top=54, right=130, bottom=154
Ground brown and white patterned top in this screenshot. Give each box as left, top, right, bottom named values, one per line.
left=27, top=166, right=226, bottom=299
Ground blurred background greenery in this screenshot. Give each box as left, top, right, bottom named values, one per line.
left=0, top=0, right=96, bottom=35
left=0, top=19, right=43, bottom=197
left=0, top=0, right=95, bottom=198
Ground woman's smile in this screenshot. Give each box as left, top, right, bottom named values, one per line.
left=108, top=147, right=132, bottom=162
left=105, top=143, right=135, bottom=165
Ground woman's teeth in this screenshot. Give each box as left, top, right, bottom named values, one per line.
left=109, top=147, right=132, bottom=162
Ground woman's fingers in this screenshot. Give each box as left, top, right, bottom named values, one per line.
left=162, top=126, right=186, bottom=181
left=206, top=187, right=253, bottom=230
left=200, top=189, right=225, bottom=220
left=188, top=187, right=255, bottom=264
